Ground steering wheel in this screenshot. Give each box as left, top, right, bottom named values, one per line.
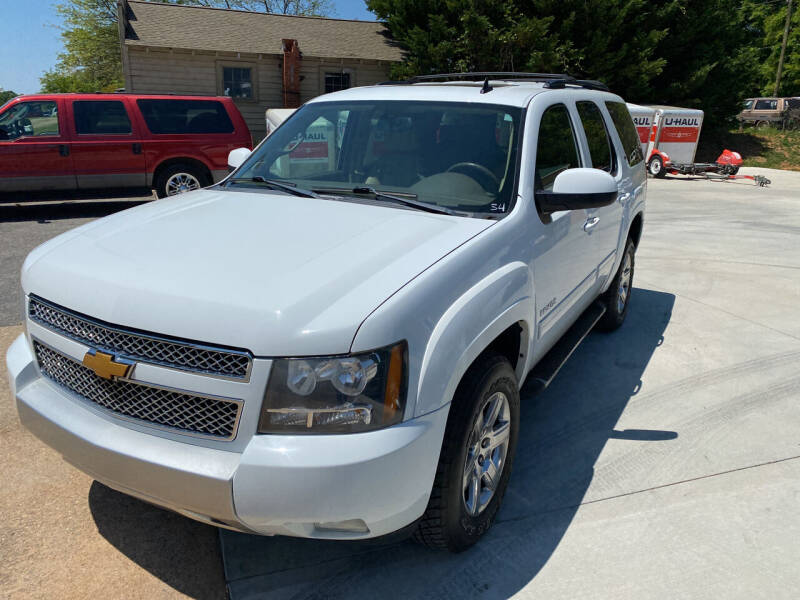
left=446, top=162, right=500, bottom=192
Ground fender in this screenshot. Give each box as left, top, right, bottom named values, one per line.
left=414, top=261, right=532, bottom=417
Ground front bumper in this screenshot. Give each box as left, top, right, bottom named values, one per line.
left=7, top=334, right=448, bottom=539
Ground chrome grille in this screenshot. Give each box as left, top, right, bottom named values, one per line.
left=28, top=296, right=251, bottom=379
left=34, top=342, right=241, bottom=439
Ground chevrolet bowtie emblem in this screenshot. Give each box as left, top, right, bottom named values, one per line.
left=82, top=349, right=134, bottom=380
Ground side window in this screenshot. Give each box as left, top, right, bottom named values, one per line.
left=0, top=101, right=59, bottom=140
left=74, top=101, right=132, bottom=135
left=576, top=101, right=615, bottom=174
left=223, top=67, right=253, bottom=99
left=137, top=99, right=234, bottom=134
left=605, top=102, right=644, bottom=167
left=754, top=99, right=778, bottom=110
left=742, top=100, right=754, bottom=110
left=535, top=104, right=580, bottom=191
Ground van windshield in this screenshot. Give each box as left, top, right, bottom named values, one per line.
left=231, top=101, right=522, bottom=216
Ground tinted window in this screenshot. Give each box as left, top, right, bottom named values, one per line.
left=137, top=99, right=234, bottom=134
left=325, top=72, right=351, bottom=94
left=755, top=99, right=778, bottom=110
left=787, top=98, right=800, bottom=110
left=577, top=101, right=614, bottom=173
left=0, top=101, right=59, bottom=140
left=535, top=104, right=580, bottom=191
left=223, top=67, right=252, bottom=99
left=605, top=101, right=644, bottom=166
left=74, top=101, right=131, bottom=135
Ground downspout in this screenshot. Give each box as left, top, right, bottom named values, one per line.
left=282, top=38, right=301, bottom=108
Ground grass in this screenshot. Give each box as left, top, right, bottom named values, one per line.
left=696, top=125, right=800, bottom=171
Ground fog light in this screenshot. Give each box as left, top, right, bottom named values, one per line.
left=314, top=519, right=370, bottom=534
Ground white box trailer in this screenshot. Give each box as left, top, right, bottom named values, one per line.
left=265, top=108, right=296, bottom=137
left=642, top=105, right=704, bottom=177
left=625, top=103, right=656, bottom=159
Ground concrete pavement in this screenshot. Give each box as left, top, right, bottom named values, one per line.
left=2, top=167, right=799, bottom=598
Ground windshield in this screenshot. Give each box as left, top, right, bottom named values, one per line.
left=232, top=101, right=523, bottom=216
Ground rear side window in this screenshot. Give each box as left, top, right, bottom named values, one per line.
left=576, top=101, right=615, bottom=174
left=137, top=99, right=235, bottom=134
left=755, top=99, right=778, bottom=110
left=605, top=102, right=644, bottom=166
left=535, top=104, right=580, bottom=191
left=74, top=101, right=132, bottom=135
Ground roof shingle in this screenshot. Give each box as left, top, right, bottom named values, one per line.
left=123, top=0, right=403, bottom=62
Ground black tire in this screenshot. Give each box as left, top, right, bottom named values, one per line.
left=596, top=238, right=635, bottom=332
left=648, top=155, right=666, bottom=178
left=154, top=163, right=209, bottom=199
left=414, top=353, right=520, bottom=552
left=729, top=165, right=740, bottom=175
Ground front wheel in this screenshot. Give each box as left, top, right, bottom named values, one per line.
left=648, top=155, right=666, bottom=178
left=596, top=238, right=635, bottom=332
left=414, top=354, right=520, bottom=552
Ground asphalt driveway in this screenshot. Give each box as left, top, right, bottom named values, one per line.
left=2, top=169, right=800, bottom=599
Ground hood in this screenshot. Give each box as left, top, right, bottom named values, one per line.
left=22, top=189, right=493, bottom=356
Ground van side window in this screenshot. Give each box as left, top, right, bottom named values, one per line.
left=576, top=101, right=615, bottom=174
left=535, top=104, right=580, bottom=191
left=605, top=102, right=644, bottom=166
left=0, top=101, right=59, bottom=140
left=755, top=99, right=778, bottom=110
left=74, top=101, right=132, bottom=135
left=137, top=99, right=234, bottom=134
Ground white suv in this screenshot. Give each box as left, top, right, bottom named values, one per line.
left=7, top=73, right=646, bottom=551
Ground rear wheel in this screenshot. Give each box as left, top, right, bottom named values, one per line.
left=155, top=163, right=209, bottom=198
left=414, top=354, right=519, bottom=552
left=648, top=155, right=666, bottom=178
left=596, top=238, right=635, bottom=332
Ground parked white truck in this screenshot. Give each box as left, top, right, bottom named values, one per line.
left=7, top=73, right=646, bottom=551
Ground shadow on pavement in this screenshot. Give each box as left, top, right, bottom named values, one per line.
left=0, top=198, right=150, bottom=223
left=88, top=482, right=227, bottom=600
left=89, top=288, right=675, bottom=600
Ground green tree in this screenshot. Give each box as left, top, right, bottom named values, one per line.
left=0, top=90, right=18, bottom=104
left=367, top=0, right=762, bottom=125
left=40, top=0, right=332, bottom=94
left=744, top=0, right=799, bottom=96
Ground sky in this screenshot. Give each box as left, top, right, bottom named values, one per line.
left=0, top=0, right=376, bottom=95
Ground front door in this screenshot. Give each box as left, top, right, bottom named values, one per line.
left=66, top=98, right=147, bottom=189
left=0, top=98, right=76, bottom=192
left=530, top=102, right=600, bottom=346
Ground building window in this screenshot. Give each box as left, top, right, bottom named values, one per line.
left=223, top=66, right=253, bottom=99
left=325, top=72, right=351, bottom=94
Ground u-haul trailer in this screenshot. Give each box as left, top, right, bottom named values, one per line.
left=626, top=103, right=657, bottom=159
left=643, top=105, right=705, bottom=177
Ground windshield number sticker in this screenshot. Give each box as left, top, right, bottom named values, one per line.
left=490, top=203, right=507, bottom=212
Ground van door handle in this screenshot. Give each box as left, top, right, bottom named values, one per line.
left=58, top=144, right=70, bottom=157
left=618, top=192, right=631, bottom=204
left=132, top=143, right=142, bottom=155
left=584, top=217, right=600, bottom=232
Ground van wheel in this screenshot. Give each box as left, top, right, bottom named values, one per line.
left=414, top=353, right=519, bottom=552
left=596, top=238, right=635, bottom=332
left=648, top=155, right=666, bottom=178
left=155, top=164, right=208, bottom=198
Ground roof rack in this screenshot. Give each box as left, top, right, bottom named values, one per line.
left=378, top=72, right=609, bottom=92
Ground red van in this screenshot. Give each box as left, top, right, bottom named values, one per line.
left=0, top=93, right=251, bottom=198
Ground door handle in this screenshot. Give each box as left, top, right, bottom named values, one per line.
left=58, top=144, right=70, bottom=157
left=132, top=143, right=142, bottom=155
left=618, top=192, right=631, bottom=204
left=583, top=216, right=600, bottom=232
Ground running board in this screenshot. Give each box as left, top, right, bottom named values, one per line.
left=525, top=301, right=606, bottom=394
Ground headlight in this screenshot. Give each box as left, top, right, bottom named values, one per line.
left=258, top=341, right=407, bottom=434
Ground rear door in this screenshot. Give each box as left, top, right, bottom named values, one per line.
left=0, top=97, right=76, bottom=192
left=67, top=98, right=146, bottom=189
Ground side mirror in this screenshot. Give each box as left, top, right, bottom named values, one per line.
left=535, top=168, right=618, bottom=213
left=227, top=147, right=252, bottom=171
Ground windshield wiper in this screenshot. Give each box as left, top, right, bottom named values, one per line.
left=314, top=186, right=467, bottom=216
left=226, top=176, right=320, bottom=198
